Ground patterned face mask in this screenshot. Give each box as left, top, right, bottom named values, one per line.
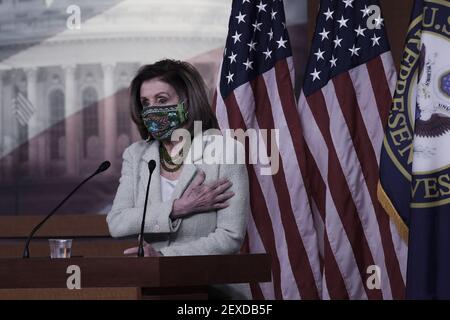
left=141, top=100, right=189, bottom=140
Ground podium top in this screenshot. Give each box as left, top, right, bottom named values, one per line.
left=0, top=254, right=271, bottom=289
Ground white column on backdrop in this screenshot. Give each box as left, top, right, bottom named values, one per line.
left=102, top=63, right=117, bottom=168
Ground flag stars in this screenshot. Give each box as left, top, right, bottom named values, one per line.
left=342, top=0, right=354, bottom=8
left=228, top=52, right=237, bottom=64
left=270, top=9, right=277, bottom=20
left=256, top=1, right=267, bottom=13
left=243, top=58, right=254, bottom=70
left=361, top=5, right=371, bottom=17
left=242, top=0, right=250, bottom=4
left=267, top=28, right=274, bottom=41
left=276, top=36, right=287, bottom=49
left=247, top=40, right=257, bottom=51
left=371, top=33, right=381, bottom=46
left=333, top=35, right=343, bottom=48
left=235, top=11, right=246, bottom=24
left=354, top=25, right=366, bottom=37
left=232, top=31, right=242, bottom=44
left=262, top=48, right=272, bottom=60
left=314, top=48, right=325, bottom=61
left=330, top=55, right=338, bottom=67
left=375, top=16, right=384, bottom=28
left=349, top=44, right=361, bottom=56
left=252, top=21, right=263, bottom=32
left=310, top=68, right=321, bottom=81
left=226, top=71, right=234, bottom=84
left=319, top=28, right=330, bottom=41
left=323, top=7, right=334, bottom=21
left=337, top=15, right=349, bottom=28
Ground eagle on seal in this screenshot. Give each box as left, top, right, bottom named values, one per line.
left=415, top=114, right=450, bottom=138
left=415, top=44, right=450, bottom=138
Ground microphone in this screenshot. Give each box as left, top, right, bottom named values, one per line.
left=95, top=161, right=111, bottom=174
left=138, top=160, right=157, bottom=257
left=22, top=161, right=111, bottom=258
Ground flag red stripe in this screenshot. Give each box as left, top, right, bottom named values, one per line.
left=274, top=58, right=326, bottom=238
left=304, top=144, right=326, bottom=222
left=275, top=60, right=338, bottom=298
left=324, top=232, right=350, bottom=299
left=223, top=92, right=284, bottom=300
left=306, top=89, right=382, bottom=299
left=274, top=60, right=309, bottom=173
left=366, top=57, right=392, bottom=126
left=250, top=76, right=320, bottom=299
left=332, top=72, right=405, bottom=299
left=249, top=280, right=265, bottom=300
left=211, top=90, right=218, bottom=114
left=242, top=234, right=265, bottom=299
left=303, top=144, right=349, bottom=299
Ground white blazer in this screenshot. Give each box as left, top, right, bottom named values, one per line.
left=107, top=133, right=250, bottom=257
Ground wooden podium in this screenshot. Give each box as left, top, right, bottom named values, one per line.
left=0, top=254, right=271, bottom=300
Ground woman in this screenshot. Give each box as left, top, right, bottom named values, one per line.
left=107, top=59, right=250, bottom=260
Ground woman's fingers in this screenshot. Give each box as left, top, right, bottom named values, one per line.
left=124, top=243, right=154, bottom=256
left=123, top=246, right=139, bottom=255
left=212, top=180, right=233, bottom=195
left=208, top=177, right=230, bottom=190
left=144, top=247, right=152, bottom=257
left=213, top=202, right=230, bottom=210
left=185, top=170, right=206, bottom=193
left=214, top=191, right=235, bottom=202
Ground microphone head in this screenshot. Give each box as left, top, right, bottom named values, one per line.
left=148, top=160, right=156, bottom=172
left=95, top=161, right=111, bottom=174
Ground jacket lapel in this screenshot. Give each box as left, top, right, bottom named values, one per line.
left=169, top=133, right=206, bottom=199
left=139, top=137, right=202, bottom=202
left=140, top=140, right=161, bottom=201
left=170, top=163, right=197, bottom=200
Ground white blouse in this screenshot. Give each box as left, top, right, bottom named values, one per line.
left=160, top=175, right=178, bottom=202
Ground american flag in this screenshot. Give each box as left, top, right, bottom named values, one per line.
left=214, top=0, right=322, bottom=299
left=11, top=85, right=35, bottom=127
left=298, top=0, right=408, bottom=298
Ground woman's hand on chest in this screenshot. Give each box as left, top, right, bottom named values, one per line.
left=171, top=170, right=235, bottom=219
